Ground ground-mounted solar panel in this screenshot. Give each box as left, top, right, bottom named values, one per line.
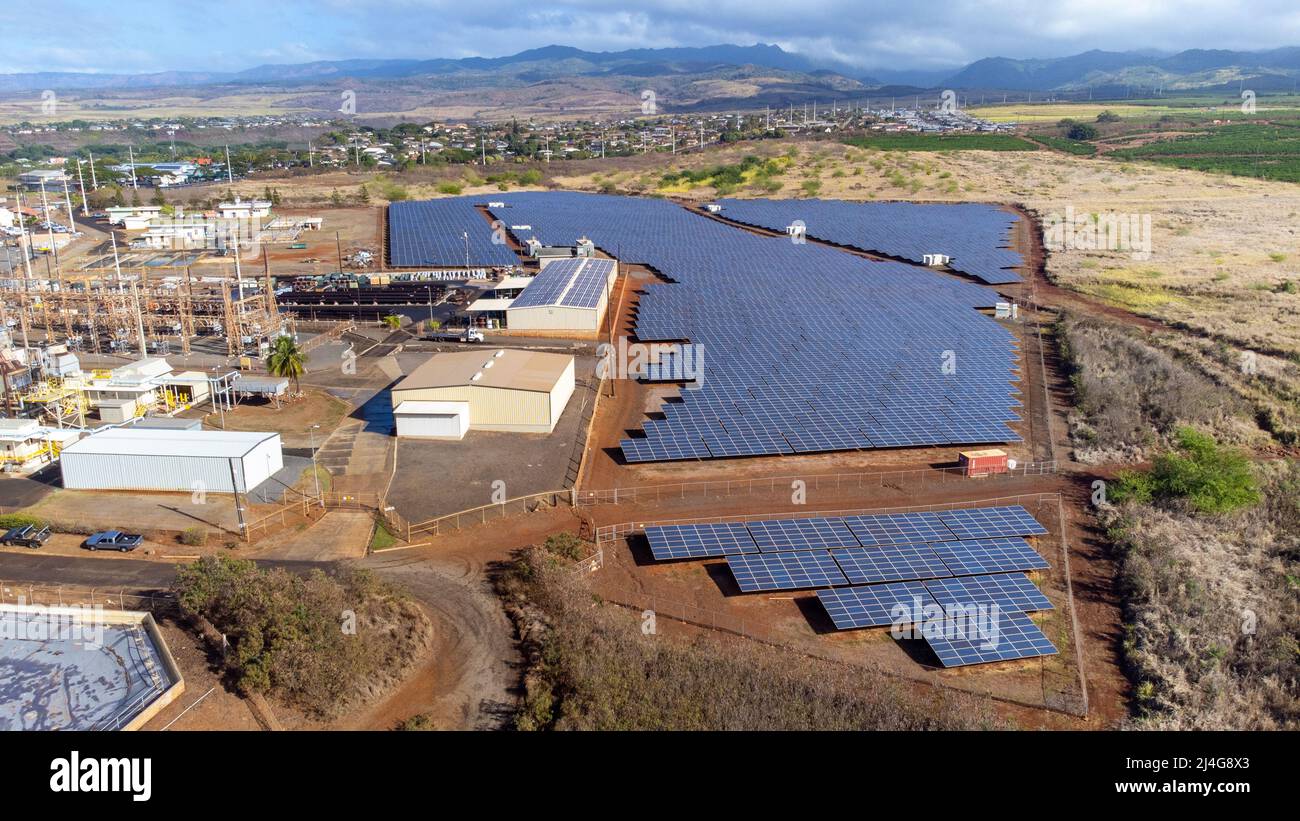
left=475, top=192, right=1024, bottom=464
left=917, top=610, right=1058, bottom=668
left=829, top=543, right=953, bottom=584
left=643, top=522, right=758, bottom=560
left=744, top=517, right=861, bottom=552
left=817, top=582, right=936, bottom=630
left=725, top=550, right=849, bottom=593
left=924, top=573, right=1053, bottom=616
left=388, top=198, right=519, bottom=267
left=929, top=537, right=1049, bottom=576
left=842, top=512, right=952, bottom=547
left=937, top=505, right=1049, bottom=541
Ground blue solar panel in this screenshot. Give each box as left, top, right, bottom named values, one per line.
left=830, top=543, right=953, bottom=584
left=936, top=505, right=1049, bottom=541
left=843, top=512, right=952, bottom=547
left=643, top=523, right=758, bottom=560
left=817, top=582, right=936, bottom=630
left=478, top=192, right=1023, bottom=462
left=716, top=198, right=1024, bottom=285
left=745, top=517, right=860, bottom=552
left=929, top=537, right=1049, bottom=576
left=924, top=573, right=1053, bottom=616
left=388, top=198, right=519, bottom=267
left=918, top=610, right=1058, bottom=668
left=725, top=550, right=849, bottom=592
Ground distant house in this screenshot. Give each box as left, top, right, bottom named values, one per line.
left=217, top=197, right=272, bottom=219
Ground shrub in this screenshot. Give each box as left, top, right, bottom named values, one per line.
left=541, top=532, right=585, bottom=561
left=180, top=526, right=208, bottom=547
left=174, top=556, right=429, bottom=716
left=0, top=513, right=44, bottom=531
left=436, top=183, right=463, bottom=195
left=1114, top=427, right=1260, bottom=514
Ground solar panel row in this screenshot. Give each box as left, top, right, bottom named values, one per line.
left=643, top=506, right=1047, bottom=562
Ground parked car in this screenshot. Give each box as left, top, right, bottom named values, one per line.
left=83, top=530, right=144, bottom=552
left=2, top=524, right=50, bottom=548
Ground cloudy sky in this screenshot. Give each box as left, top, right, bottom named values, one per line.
left=9, top=0, right=1300, bottom=75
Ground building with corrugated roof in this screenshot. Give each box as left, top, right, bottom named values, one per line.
left=390, top=348, right=575, bottom=435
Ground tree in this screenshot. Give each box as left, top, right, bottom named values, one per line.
left=358, top=185, right=370, bottom=204
left=425, top=318, right=441, bottom=334
left=1096, top=110, right=1121, bottom=123
left=330, top=188, right=344, bottom=206
left=266, top=335, right=306, bottom=393
left=381, top=314, right=402, bottom=331
left=1066, top=122, right=1099, bottom=141
left=152, top=186, right=167, bottom=206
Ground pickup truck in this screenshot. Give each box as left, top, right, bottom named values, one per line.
left=83, top=530, right=144, bottom=552
left=426, top=328, right=485, bottom=344
left=1, top=524, right=51, bottom=549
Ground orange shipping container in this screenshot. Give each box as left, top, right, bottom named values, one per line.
left=958, top=448, right=1008, bottom=477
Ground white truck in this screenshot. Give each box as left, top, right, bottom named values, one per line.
left=427, top=327, right=485, bottom=344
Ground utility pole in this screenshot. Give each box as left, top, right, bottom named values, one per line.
left=75, top=160, right=89, bottom=215
left=225, top=145, right=234, bottom=183
left=87, top=149, right=98, bottom=189
left=130, top=278, right=147, bottom=357
left=61, top=177, right=76, bottom=228
left=127, top=145, right=138, bottom=190
left=335, top=231, right=344, bottom=275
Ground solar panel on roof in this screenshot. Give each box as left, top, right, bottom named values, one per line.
left=725, top=550, right=848, bottom=593
left=817, top=582, right=936, bottom=630
left=924, top=573, right=1053, bottom=616
left=937, top=505, right=1049, bottom=541
left=745, top=517, right=860, bottom=552
left=929, top=537, right=1049, bottom=576
left=643, top=522, right=758, bottom=560
left=917, top=610, right=1058, bottom=668
left=830, top=543, right=953, bottom=584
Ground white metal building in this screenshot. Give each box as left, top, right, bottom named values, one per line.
left=391, top=349, right=575, bottom=435
left=59, top=429, right=283, bottom=493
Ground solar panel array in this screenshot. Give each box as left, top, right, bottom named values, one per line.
left=924, top=573, right=1053, bottom=616
left=388, top=198, right=519, bottom=267
left=480, top=192, right=1023, bottom=463
left=716, top=198, right=1024, bottom=285
left=922, top=611, right=1058, bottom=667
left=817, top=581, right=933, bottom=629
left=726, top=550, right=848, bottom=592
left=643, top=522, right=757, bottom=559
left=643, top=506, right=1058, bottom=666
left=644, top=506, right=1045, bottom=563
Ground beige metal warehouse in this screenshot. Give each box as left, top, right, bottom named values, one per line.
left=391, top=349, right=576, bottom=434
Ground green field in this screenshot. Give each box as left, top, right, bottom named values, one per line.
left=843, top=133, right=1038, bottom=152
left=1109, top=122, right=1300, bottom=183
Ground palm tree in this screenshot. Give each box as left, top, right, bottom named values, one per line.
left=381, top=314, right=402, bottom=332
left=266, top=335, right=306, bottom=394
